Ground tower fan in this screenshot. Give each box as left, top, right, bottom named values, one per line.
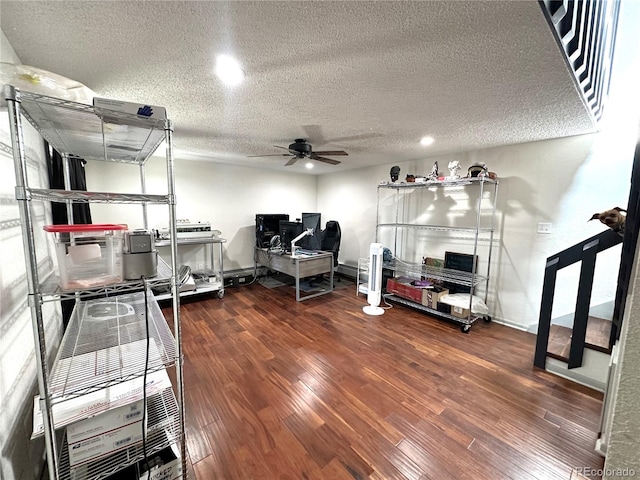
left=363, top=243, right=384, bottom=315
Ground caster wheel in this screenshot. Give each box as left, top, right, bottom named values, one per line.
left=217, top=290, right=225, bottom=299
left=461, top=324, right=471, bottom=334
left=483, top=315, right=492, bottom=323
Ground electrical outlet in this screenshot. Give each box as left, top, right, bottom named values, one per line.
left=537, top=222, right=552, bottom=234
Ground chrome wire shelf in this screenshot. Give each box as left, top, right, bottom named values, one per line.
left=376, top=259, right=487, bottom=288
left=48, top=291, right=176, bottom=401
left=378, top=177, right=497, bottom=189
left=384, top=294, right=480, bottom=326
left=376, top=223, right=493, bottom=234
left=16, top=89, right=166, bottom=165
left=155, top=237, right=227, bottom=247
left=39, top=257, right=173, bottom=302
left=58, top=388, right=180, bottom=480
left=378, top=177, right=498, bottom=189
left=28, top=188, right=168, bottom=204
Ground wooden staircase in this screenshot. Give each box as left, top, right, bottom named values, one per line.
left=547, top=316, right=612, bottom=362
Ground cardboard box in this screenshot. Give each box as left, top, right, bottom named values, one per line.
left=386, top=277, right=423, bottom=303
left=451, top=305, right=471, bottom=319
left=421, top=286, right=449, bottom=309
left=422, top=257, right=444, bottom=268
left=68, top=400, right=145, bottom=467
left=32, top=368, right=171, bottom=438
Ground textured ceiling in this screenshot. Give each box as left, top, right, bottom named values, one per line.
left=0, top=1, right=595, bottom=174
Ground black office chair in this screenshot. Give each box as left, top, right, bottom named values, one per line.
left=321, top=220, right=341, bottom=268
left=309, top=220, right=341, bottom=287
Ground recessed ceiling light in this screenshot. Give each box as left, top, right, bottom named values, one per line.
left=305, top=162, right=314, bottom=169
left=420, top=136, right=435, bottom=146
left=214, top=54, right=244, bottom=86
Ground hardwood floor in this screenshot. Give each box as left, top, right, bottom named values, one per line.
left=165, top=280, right=605, bottom=480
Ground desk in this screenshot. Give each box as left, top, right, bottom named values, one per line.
left=255, top=247, right=334, bottom=301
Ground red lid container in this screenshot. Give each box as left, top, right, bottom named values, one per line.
left=44, top=224, right=128, bottom=233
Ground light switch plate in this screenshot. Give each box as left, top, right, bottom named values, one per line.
left=537, top=222, right=552, bottom=234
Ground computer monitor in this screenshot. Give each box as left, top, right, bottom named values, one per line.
left=443, top=251, right=478, bottom=294
left=301, top=213, right=321, bottom=250
left=279, top=220, right=303, bottom=252
left=256, top=213, right=289, bottom=247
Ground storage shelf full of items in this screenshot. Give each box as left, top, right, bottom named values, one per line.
left=369, top=177, right=498, bottom=333
left=5, top=85, right=186, bottom=480
left=155, top=236, right=227, bottom=300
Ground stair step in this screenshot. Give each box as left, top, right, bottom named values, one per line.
left=547, top=316, right=612, bottom=361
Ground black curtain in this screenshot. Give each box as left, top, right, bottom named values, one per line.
left=45, top=141, right=92, bottom=225
left=44, top=141, right=92, bottom=328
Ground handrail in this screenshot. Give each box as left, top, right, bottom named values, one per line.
left=534, top=229, right=622, bottom=370
left=538, top=0, right=620, bottom=122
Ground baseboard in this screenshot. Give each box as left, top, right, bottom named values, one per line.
left=491, top=317, right=533, bottom=332
left=337, top=263, right=357, bottom=278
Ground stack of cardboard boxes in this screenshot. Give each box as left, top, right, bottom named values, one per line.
left=386, top=276, right=450, bottom=311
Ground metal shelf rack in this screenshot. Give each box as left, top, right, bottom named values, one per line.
left=369, top=177, right=499, bottom=333
left=155, top=236, right=227, bottom=300
left=5, top=85, right=186, bottom=480
left=48, top=291, right=177, bottom=401
left=58, top=388, right=180, bottom=480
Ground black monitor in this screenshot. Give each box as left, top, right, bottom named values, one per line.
left=256, top=213, right=289, bottom=247
left=301, top=213, right=322, bottom=250
left=279, top=220, right=303, bottom=252
left=443, top=251, right=478, bottom=294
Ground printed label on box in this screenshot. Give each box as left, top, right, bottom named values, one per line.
left=68, top=415, right=144, bottom=467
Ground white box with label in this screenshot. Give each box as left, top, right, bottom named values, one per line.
left=67, top=400, right=146, bottom=467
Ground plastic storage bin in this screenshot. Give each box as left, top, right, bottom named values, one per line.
left=44, top=224, right=127, bottom=290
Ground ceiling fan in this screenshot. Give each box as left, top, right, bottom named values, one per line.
left=249, top=138, right=348, bottom=166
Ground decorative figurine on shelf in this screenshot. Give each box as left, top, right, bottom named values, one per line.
left=447, top=160, right=461, bottom=180
left=406, top=174, right=416, bottom=182
left=390, top=165, right=401, bottom=183
left=468, top=162, right=488, bottom=178
left=427, top=161, right=439, bottom=181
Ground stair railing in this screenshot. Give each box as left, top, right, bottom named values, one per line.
left=534, top=229, right=622, bottom=370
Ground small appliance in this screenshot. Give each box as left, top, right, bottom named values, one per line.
left=122, top=229, right=157, bottom=279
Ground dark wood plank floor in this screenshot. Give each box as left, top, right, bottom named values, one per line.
left=166, top=280, right=605, bottom=480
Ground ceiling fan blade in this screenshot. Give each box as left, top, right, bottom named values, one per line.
left=248, top=154, right=294, bottom=157
left=284, top=157, right=299, bottom=166
left=310, top=154, right=341, bottom=165
left=313, top=150, right=348, bottom=156
left=273, top=145, right=290, bottom=151
left=301, top=125, right=326, bottom=144
left=322, top=133, right=384, bottom=143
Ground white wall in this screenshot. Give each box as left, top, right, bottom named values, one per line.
left=318, top=130, right=634, bottom=330
left=0, top=30, right=61, bottom=480
left=85, top=109, right=635, bottom=333
left=85, top=156, right=318, bottom=271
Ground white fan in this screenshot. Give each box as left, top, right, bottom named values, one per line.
left=363, top=243, right=384, bottom=315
